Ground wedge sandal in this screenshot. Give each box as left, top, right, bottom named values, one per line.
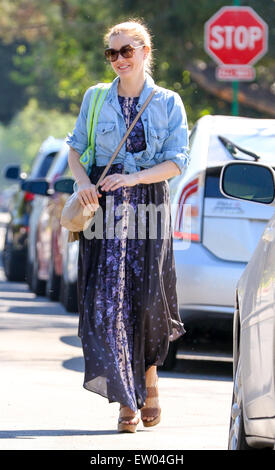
left=141, top=382, right=161, bottom=428
left=117, top=405, right=140, bottom=433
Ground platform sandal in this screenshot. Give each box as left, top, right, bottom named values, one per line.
left=117, top=404, right=140, bottom=433
left=141, top=379, right=161, bottom=428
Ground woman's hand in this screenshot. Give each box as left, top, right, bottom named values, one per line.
left=100, top=173, right=139, bottom=192
left=77, top=182, right=102, bottom=212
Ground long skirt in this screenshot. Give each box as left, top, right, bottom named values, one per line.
left=77, top=162, right=185, bottom=412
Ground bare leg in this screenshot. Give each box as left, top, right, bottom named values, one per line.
left=145, top=365, right=157, bottom=386
left=142, top=365, right=159, bottom=422
left=119, top=366, right=158, bottom=424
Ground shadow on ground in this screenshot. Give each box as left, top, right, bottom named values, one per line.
left=60, top=335, right=81, bottom=348
left=0, top=429, right=119, bottom=439
left=62, top=349, right=233, bottom=382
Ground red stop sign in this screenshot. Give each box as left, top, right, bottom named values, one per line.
left=204, top=6, right=268, bottom=66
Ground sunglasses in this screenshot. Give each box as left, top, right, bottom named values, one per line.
left=104, top=44, right=144, bottom=62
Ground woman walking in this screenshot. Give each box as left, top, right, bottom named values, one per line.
left=67, top=19, right=189, bottom=432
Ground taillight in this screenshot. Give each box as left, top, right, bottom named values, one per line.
left=173, top=177, right=201, bottom=242
left=24, top=192, right=35, bottom=202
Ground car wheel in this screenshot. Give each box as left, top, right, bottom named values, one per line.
left=3, top=227, right=26, bottom=282
left=159, top=340, right=178, bottom=371
left=46, top=256, right=60, bottom=301
left=31, top=251, right=46, bottom=296
left=228, top=357, right=252, bottom=450
left=60, top=276, right=78, bottom=313
left=26, top=257, right=33, bottom=288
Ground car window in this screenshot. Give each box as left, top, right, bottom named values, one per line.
left=36, top=152, right=57, bottom=177
left=205, top=127, right=275, bottom=199
left=30, top=151, right=57, bottom=178
left=204, top=167, right=225, bottom=199
left=208, top=129, right=275, bottom=163
left=47, top=147, right=68, bottom=179
left=224, top=130, right=275, bottom=161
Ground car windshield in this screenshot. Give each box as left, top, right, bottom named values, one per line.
left=46, top=146, right=68, bottom=179
left=30, top=151, right=57, bottom=178
left=208, top=128, right=275, bottom=163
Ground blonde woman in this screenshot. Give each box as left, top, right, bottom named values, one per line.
left=67, top=18, right=189, bottom=433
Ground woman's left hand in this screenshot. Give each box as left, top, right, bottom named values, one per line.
left=100, top=173, right=139, bottom=192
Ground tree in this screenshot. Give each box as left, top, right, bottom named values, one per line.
left=0, top=0, right=117, bottom=119
left=0, top=0, right=275, bottom=126
left=120, top=0, right=275, bottom=122
left=0, top=41, right=29, bottom=124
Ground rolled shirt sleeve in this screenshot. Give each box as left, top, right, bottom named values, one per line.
left=66, top=88, right=91, bottom=155
left=154, top=91, right=190, bottom=175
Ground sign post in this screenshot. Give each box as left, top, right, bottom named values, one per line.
left=204, top=5, right=268, bottom=116
left=232, top=0, right=240, bottom=116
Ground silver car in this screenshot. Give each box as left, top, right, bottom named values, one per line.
left=220, top=160, right=275, bottom=450
left=167, top=115, right=275, bottom=366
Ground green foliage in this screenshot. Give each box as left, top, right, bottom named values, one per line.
left=0, top=98, right=76, bottom=189
left=0, top=41, right=29, bottom=124
left=0, top=0, right=118, bottom=116
left=120, top=0, right=274, bottom=125
left=0, top=0, right=275, bottom=136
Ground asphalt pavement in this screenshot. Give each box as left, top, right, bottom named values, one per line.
left=0, top=214, right=233, bottom=450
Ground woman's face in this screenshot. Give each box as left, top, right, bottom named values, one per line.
left=108, top=32, right=149, bottom=79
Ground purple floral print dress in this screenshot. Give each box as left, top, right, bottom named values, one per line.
left=77, top=95, right=185, bottom=412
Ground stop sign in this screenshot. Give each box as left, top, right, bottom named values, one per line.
left=204, top=6, right=268, bottom=66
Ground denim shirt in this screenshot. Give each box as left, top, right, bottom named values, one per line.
left=66, top=73, right=190, bottom=178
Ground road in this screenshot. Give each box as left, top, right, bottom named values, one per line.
left=0, top=215, right=233, bottom=450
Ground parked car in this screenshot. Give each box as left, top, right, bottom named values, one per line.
left=0, top=186, right=18, bottom=212
left=25, top=141, right=68, bottom=294
left=58, top=224, right=79, bottom=313
left=24, top=142, right=78, bottom=312
left=167, top=115, right=275, bottom=366
left=220, top=160, right=275, bottom=450
left=2, top=136, right=63, bottom=281
left=53, top=172, right=79, bottom=313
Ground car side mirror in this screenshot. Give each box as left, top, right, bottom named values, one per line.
left=220, top=161, right=275, bottom=205
left=21, top=178, right=52, bottom=196
left=53, top=177, right=74, bottom=194
left=3, top=165, right=22, bottom=180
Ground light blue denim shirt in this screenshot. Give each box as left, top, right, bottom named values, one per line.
left=66, top=73, right=190, bottom=177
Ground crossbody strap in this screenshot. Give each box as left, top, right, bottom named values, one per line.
left=94, top=88, right=156, bottom=190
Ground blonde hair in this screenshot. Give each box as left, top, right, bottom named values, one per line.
left=104, top=18, right=154, bottom=76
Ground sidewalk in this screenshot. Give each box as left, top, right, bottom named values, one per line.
left=0, top=265, right=232, bottom=450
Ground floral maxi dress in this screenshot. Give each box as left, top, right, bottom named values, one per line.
left=77, top=95, right=185, bottom=412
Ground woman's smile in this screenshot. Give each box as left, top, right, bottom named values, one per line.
left=117, top=64, right=131, bottom=71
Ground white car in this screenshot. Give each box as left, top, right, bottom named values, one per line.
left=167, top=115, right=275, bottom=365
left=220, top=160, right=275, bottom=450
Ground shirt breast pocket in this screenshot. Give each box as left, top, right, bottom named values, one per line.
left=149, top=128, right=169, bottom=152
left=95, top=122, right=116, bottom=154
